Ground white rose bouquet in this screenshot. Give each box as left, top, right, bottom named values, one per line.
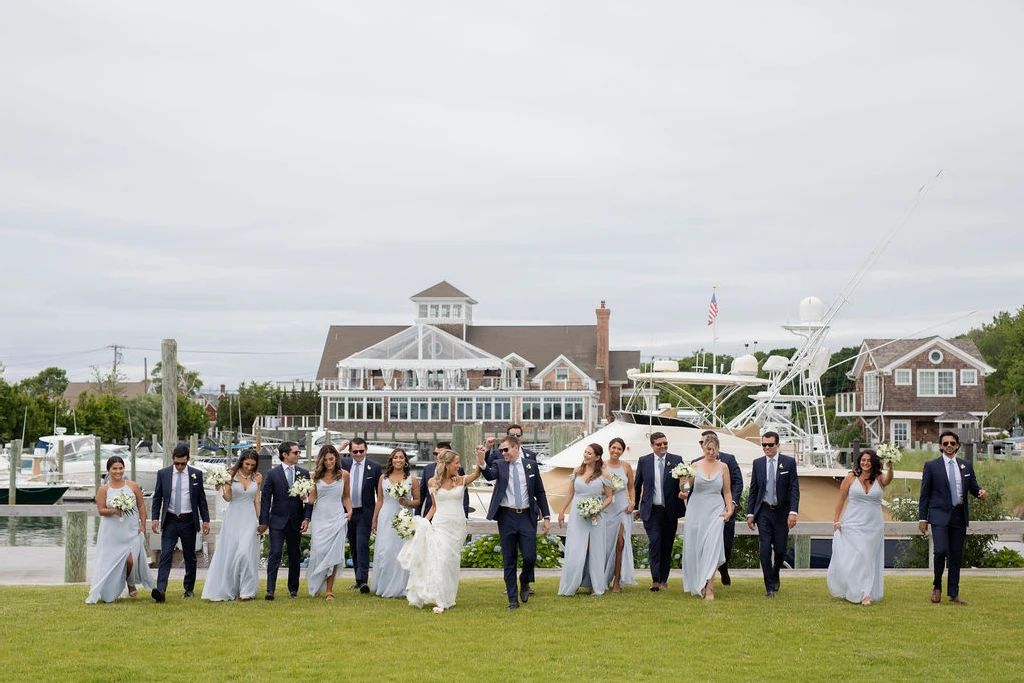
left=877, top=442, right=902, bottom=464
left=289, top=476, right=315, bottom=500
left=610, top=473, right=625, bottom=491
left=392, top=510, right=415, bottom=540
left=576, top=496, right=603, bottom=525
left=388, top=479, right=411, bottom=500
left=110, top=489, right=136, bottom=521
left=671, top=462, right=695, bottom=479
left=205, top=466, right=231, bottom=487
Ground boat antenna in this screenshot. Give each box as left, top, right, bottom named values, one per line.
left=21, top=406, right=28, bottom=443
left=72, top=409, right=79, bottom=434
left=126, top=404, right=134, bottom=442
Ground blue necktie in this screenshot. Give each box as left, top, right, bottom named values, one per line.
left=947, top=459, right=959, bottom=505
left=767, top=459, right=777, bottom=506
left=174, top=470, right=183, bottom=514
left=511, top=462, right=523, bottom=508
left=286, top=466, right=294, bottom=487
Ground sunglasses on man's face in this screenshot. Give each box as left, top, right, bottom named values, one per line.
left=941, top=441, right=958, bottom=447
left=351, top=449, right=366, bottom=455
left=500, top=447, right=510, bottom=453
left=508, top=432, right=522, bottom=438
left=761, top=443, right=777, bottom=448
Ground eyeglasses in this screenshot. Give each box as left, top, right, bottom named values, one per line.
left=500, top=447, right=510, bottom=453
left=173, top=461, right=188, bottom=467
left=761, top=443, right=778, bottom=448
left=508, top=432, right=522, bottom=438
left=941, top=441, right=958, bottom=447
left=351, top=449, right=366, bottom=455
left=653, top=442, right=668, bottom=447
left=433, top=451, right=440, bottom=456
left=288, top=450, right=300, bottom=455
left=698, top=440, right=704, bottom=446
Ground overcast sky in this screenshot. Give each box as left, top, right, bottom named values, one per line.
left=3, top=1, right=1022, bottom=390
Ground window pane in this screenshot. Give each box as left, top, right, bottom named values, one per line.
left=918, top=370, right=935, bottom=396
left=938, top=370, right=955, bottom=395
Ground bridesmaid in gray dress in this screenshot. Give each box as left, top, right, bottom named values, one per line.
left=603, top=437, right=637, bottom=592
left=86, top=456, right=153, bottom=604
left=371, top=448, right=420, bottom=598
left=306, top=445, right=352, bottom=600
left=681, top=434, right=734, bottom=600
left=827, top=449, right=893, bottom=605
left=202, top=449, right=262, bottom=601
left=557, top=443, right=615, bottom=596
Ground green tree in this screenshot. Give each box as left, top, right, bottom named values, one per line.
left=216, top=381, right=280, bottom=432
left=90, top=365, right=128, bottom=399
left=150, top=361, right=204, bottom=398
left=820, top=345, right=860, bottom=396
left=124, top=394, right=162, bottom=442
left=0, top=379, right=63, bottom=445
left=19, top=367, right=70, bottom=400
left=178, top=394, right=211, bottom=438
left=75, top=392, right=128, bottom=443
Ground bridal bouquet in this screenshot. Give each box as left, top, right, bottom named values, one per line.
left=388, top=479, right=411, bottom=500
left=289, top=476, right=315, bottom=500
left=205, top=466, right=231, bottom=487
left=576, top=496, right=603, bottom=525
left=110, top=490, right=136, bottom=521
left=877, top=442, right=902, bottom=464
left=392, top=510, right=415, bottom=540
left=610, top=473, right=625, bottom=491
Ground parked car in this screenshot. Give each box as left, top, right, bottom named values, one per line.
left=990, top=436, right=1024, bottom=454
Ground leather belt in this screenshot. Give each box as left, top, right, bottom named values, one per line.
left=501, top=506, right=528, bottom=514
left=166, top=512, right=193, bottom=520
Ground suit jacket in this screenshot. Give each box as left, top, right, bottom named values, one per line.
left=692, top=451, right=743, bottom=521
left=918, top=456, right=982, bottom=527
left=258, top=463, right=313, bottom=530
left=633, top=452, right=685, bottom=521
left=151, top=465, right=210, bottom=532
left=341, top=457, right=382, bottom=511
left=419, top=462, right=470, bottom=517
left=746, top=454, right=800, bottom=519
left=482, top=456, right=550, bottom=521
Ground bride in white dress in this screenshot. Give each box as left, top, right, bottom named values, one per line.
left=398, top=447, right=486, bottom=613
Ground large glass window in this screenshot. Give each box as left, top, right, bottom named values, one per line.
left=894, top=369, right=911, bottom=386
left=891, top=419, right=910, bottom=447
left=522, top=398, right=542, bottom=421
left=328, top=397, right=383, bottom=421
left=961, top=369, right=978, bottom=386
left=918, top=369, right=956, bottom=397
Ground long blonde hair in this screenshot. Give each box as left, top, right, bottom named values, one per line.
left=431, top=449, right=460, bottom=490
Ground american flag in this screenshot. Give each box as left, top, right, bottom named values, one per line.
left=706, top=292, right=718, bottom=326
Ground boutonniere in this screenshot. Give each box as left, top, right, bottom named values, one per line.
left=525, top=463, right=533, bottom=471
left=959, top=464, right=966, bottom=471
left=190, top=473, right=197, bottom=481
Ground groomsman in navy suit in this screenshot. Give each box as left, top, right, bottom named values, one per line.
left=633, top=432, right=684, bottom=591
left=691, top=430, right=743, bottom=585
left=918, top=431, right=987, bottom=605
left=258, top=441, right=311, bottom=599
left=746, top=431, right=800, bottom=598
left=484, top=424, right=538, bottom=467
left=342, top=437, right=382, bottom=593
left=419, top=441, right=469, bottom=518
left=481, top=435, right=551, bottom=610
left=150, top=444, right=210, bottom=602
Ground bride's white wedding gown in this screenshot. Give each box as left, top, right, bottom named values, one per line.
left=398, top=484, right=466, bottom=610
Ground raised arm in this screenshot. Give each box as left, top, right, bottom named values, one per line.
left=878, top=461, right=894, bottom=488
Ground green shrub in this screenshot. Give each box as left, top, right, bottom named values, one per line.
left=979, top=546, right=1024, bottom=568
left=460, top=534, right=563, bottom=568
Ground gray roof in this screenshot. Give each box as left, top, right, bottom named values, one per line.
left=935, top=411, right=981, bottom=423
left=861, top=336, right=988, bottom=370
left=63, top=380, right=151, bottom=402
left=409, top=281, right=477, bottom=303
left=317, top=323, right=635, bottom=384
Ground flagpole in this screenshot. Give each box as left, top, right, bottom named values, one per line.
left=710, top=286, right=718, bottom=424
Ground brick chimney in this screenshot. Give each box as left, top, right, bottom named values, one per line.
left=596, top=301, right=610, bottom=415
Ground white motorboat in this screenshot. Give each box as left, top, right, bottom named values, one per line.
left=25, top=433, right=164, bottom=498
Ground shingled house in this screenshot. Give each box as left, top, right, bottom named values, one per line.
left=314, top=282, right=639, bottom=437
left=834, top=336, right=995, bottom=446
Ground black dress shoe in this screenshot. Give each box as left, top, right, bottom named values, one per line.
left=649, top=584, right=660, bottom=592
left=182, top=591, right=194, bottom=599
left=526, top=586, right=535, bottom=596
left=719, top=565, right=731, bottom=586
left=766, top=590, right=775, bottom=598
left=349, top=583, right=361, bottom=590
left=265, top=593, right=275, bottom=601
left=507, top=602, right=519, bottom=610
left=359, top=584, right=370, bottom=594
left=289, top=592, right=298, bottom=599
left=771, top=581, right=780, bottom=592
left=151, top=588, right=165, bottom=603
left=520, top=583, right=530, bottom=603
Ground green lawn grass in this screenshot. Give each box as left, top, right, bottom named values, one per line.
left=2, top=576, right=1022, bottom=682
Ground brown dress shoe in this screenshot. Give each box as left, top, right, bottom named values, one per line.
left=930, top=589, right=941, bottom=603
left=950, top=596, right=968, bottom=605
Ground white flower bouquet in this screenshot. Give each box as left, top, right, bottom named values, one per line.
left=289, top=476, right=315, bottom=499
left=388, top=479, right=411, bottom=500
left=576, top=496, right=603, bottom=525
left=205, top=466, right=231, bottom=487
left=671, top=462, right=695, bottom=480
left=610, top=473, right=625, bottom=491
left=877, top=442, right=902, bottom=464
left=110, top=489, right=136, bottom=521
left=392, top=509, right=415, bottom=540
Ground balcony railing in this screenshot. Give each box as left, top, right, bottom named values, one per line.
left=835, top=391, right=881, bottom=415
left=254, top=415, right=322, bottom=431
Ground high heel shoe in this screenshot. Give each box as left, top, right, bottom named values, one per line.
left=127, top=585, right=138, bottom=598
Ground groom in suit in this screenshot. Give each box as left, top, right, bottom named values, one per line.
left=918, top=430, right=987, bottom=605
left=257, top=441, right=311, bottom=599
left=692, top=430, right=743, bottom=585
left=150, top=444, right=210, bottom=602
left=341, top=437, right=382, bottom=593
left=633, top=432, right=684, bottom=591
left=481, top=435, right=551, bottom=610
left=746, top=431, right=800, bottom=598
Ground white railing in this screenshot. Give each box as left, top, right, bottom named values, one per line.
left=253, top=415, right=322, bottom=431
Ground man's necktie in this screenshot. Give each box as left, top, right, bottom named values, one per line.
left=947, top=459, right=959, bottom=505
left=174, top=470, right=183, bottom=514
left=511, top=462, right=523, bottom=508
left=767, top=459, right=777, bottom=506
